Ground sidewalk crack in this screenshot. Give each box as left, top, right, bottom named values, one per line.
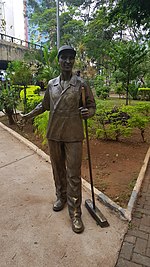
left=0, top=152, right=35, bottom=169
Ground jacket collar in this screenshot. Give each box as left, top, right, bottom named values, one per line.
left=53, top=74, right=77, bottom=87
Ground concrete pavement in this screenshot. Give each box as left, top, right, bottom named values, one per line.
left=0, top=122, right=128, bottom=267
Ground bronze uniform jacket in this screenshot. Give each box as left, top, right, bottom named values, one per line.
left=32, top=74, right=96, bottom=142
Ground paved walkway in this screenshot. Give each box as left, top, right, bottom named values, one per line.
left=116, top=162, right=150, bottom=267
left=0, top=123, right=127, bottom=267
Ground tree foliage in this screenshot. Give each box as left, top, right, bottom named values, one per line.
left=109, top=0, right=150, bottom=39
left=19, top=0, right=150, bottom=105
left=109, top=41, right=147, bottom=104
left=84, top=7, right=114, bottom=65
left=36, top=46, right=59, bottom=85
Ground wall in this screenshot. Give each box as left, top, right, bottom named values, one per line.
left=0, top=0, right=28, bottom=41
left=0, top=40, right=29, bottom=62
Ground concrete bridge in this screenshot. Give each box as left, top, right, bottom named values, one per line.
left=0, top=33, right=43, bottom=70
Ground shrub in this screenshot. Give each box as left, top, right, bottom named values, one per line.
left=124, top=103, right=150, bottom=142
left=94, top=75, right=110, bottom=99
left=33, top=111, right=49, bottom=145
left=138, top=88, right=150, bottom=101
left=20, top=85, right=41, bottom=100
left=26, top=95, right=43, bottom=112
left=113, top=82, right=125, bottom=97
left=96, top=105, right=131, bottom=141
left=0, top=82, right=20, bottom=124
left=20, top=85, right=42, bottom=112
left=94, top=102, right=150, bottom=141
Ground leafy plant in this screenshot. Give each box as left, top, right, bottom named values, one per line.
left=138, top=88, right=150, bottom=101
left=122, top=103, right=150, bottom=141
left=94, top=75, right=110, bottom=99
left=6, top=61, right=32, bottom=113
left=20, top=85, right=41, bottom=99
left=113, top=82, right=125, bottom=97
left=20, top=85, right=43, bottom=113
left=36, top=46, right=59, bottom=86
left=33, top=111, right=49, bottom=145
left=94, top=101, right=150, bottom=142
left=0, top=82, right=20, bottom=124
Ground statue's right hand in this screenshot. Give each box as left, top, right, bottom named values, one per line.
left=17, top=114, right=27, bottom=128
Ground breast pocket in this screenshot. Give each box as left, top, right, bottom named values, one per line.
left=63, top=89, right=80, bottom=111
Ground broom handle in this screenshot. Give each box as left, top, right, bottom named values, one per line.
left=81, top=87, right=96, bottom=210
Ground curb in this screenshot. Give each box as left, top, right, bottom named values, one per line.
left=125, top=146, right=150, bottom=220
left=0, top=122, right=149, bottom=221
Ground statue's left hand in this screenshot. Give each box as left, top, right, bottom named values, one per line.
left=79, top=107, right=89, bottom=119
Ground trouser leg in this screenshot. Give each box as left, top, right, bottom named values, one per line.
left=48, top=140, right=67, bottom=200
left=65, top=142, right=83, bottom=219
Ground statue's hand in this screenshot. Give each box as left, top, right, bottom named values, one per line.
left=79, top=107, right=89, bottom=119
left=17, top=114, right=27, bottom=129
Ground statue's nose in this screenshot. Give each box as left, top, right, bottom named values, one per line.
left=66, top=58, right=70, bottom=63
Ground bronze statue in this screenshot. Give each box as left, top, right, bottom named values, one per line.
left=21, top=45, right=96, bottom=233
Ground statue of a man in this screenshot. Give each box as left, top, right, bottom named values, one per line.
left=21, top=45, right=96, bottom=233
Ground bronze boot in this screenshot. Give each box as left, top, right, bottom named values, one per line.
left=53, top=199, right=67, bottom=211
left=72, top=217, right=84, bottom=233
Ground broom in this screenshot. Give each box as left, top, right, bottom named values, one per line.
left=81, top=86, right=109, bottom=227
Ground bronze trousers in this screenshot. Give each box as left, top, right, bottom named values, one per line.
left=48, top=140, right=83, bottom=219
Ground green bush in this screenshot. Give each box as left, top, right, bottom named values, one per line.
left=95, top=105, right=132, bottom=140
left=20, top=85, right=42, bottom=112
left=113, top=82, right=125, bottom=96
left=94, top=75, right=110, bottom=99
left=20, top=85, right=40, bottom=100
left=0, top=82, right=20, bottom=124
left=26, top=95, right=43, bottom=112
left=33, top=111, right=49, bottom=145
left=138, top=88, right=150, bottom=101
left=123, top=103, right=150, bottom=142
left=93, top=102, right=150, bottom=142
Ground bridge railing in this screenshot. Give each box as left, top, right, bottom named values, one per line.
left=0, top=33, right=43, bottom=50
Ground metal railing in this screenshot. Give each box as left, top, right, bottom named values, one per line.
left=0, top=33, right=43, bottom=50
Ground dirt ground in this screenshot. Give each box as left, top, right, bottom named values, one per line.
left=1, top=115, right=149, bottom=208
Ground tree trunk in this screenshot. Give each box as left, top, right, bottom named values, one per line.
left=126, top=86, right=129, bottom=105
left=5, top=107, right=15, bottom=125
left=23, top=86, right=27, bottom=113
left=126, top=58, right=130, bottom=105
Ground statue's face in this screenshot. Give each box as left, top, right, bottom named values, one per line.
left=59, top=52, right=75, bottom=72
